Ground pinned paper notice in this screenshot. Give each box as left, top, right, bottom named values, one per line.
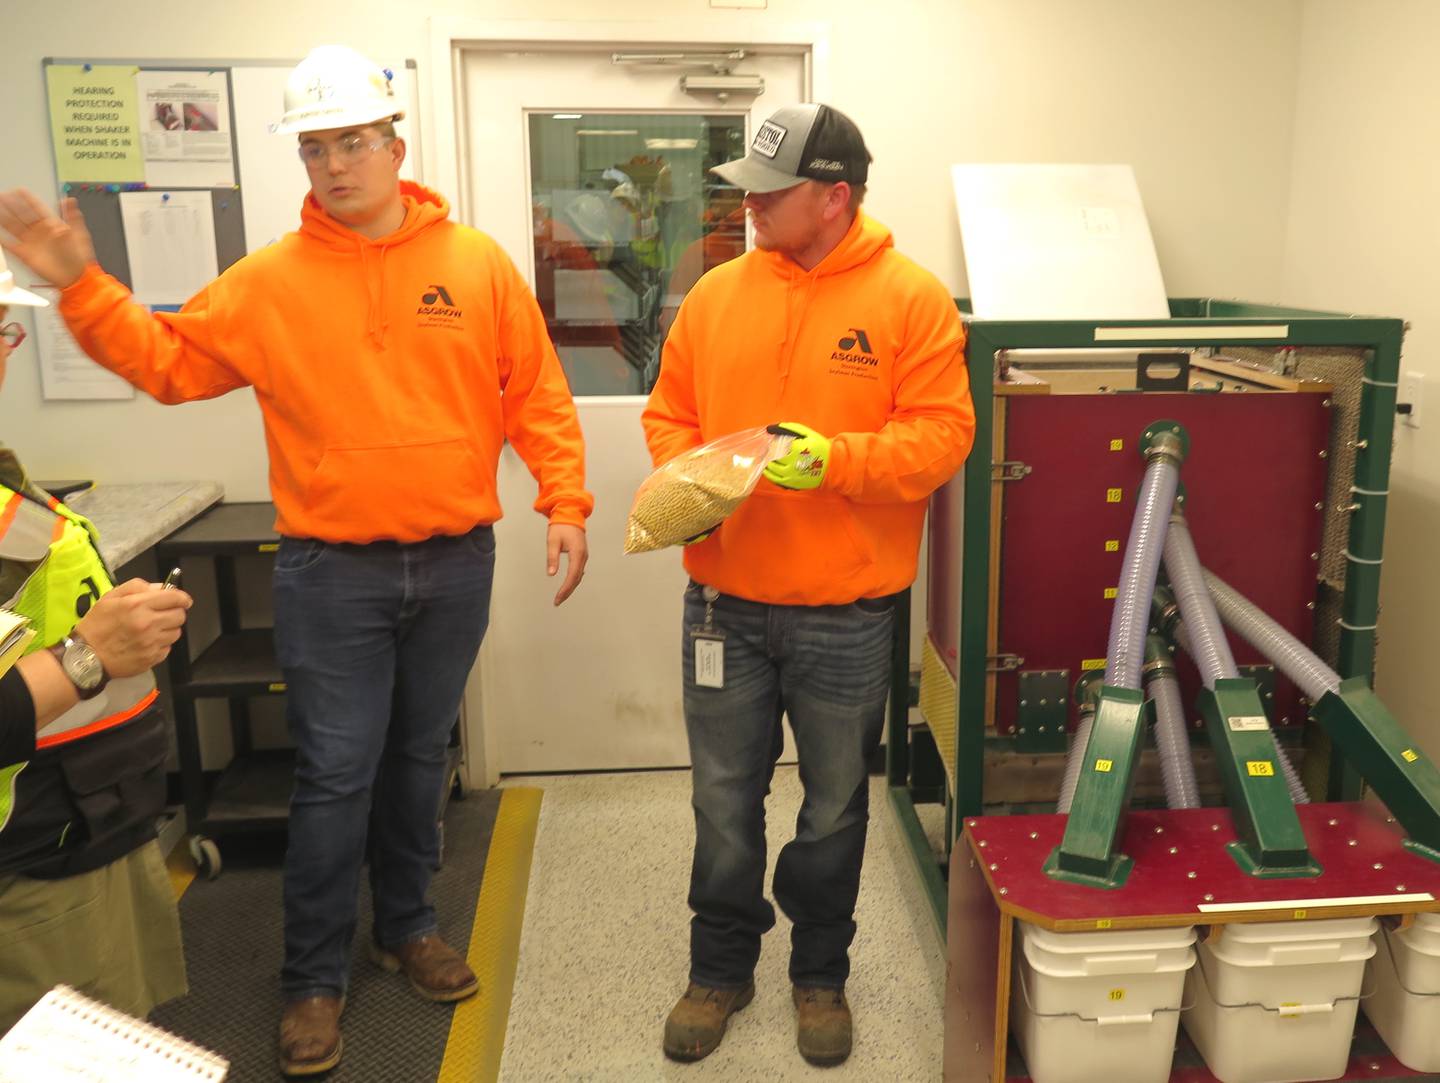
left=31, top=288, right=134, bottom=401
left=118, top=191, right=218, bottom=306
left=135, top=70, right=235, bottom=188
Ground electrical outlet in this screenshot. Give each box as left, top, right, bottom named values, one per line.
left=1403, top=372, right=1424, bottom=429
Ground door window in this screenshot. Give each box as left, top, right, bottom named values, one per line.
left=528, top=112, right=747, bottom=395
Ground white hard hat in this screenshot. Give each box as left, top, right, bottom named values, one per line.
left=0, top=249, right=48, bottom=307
left=271, top=45, right=404, bottom=135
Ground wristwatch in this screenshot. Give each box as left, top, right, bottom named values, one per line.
left=47, top=634, right=110, bottom=700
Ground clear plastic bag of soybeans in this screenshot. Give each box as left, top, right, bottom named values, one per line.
left=624, top=426, right=794, bottom=554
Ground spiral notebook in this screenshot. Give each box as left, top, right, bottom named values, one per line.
left=0, top=985, right=228, bottom=1082
left=0, top=609, right=34, bottom=679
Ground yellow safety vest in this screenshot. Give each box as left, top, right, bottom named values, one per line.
left=1, top=483, right=112, bottom=652
left=0, top=484, right=161, bottom=867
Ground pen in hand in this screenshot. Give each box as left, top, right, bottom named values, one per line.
left=162, top=567, right=182, bottom=591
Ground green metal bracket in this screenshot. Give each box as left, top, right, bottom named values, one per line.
left=1046, top=685, right=1146, bottom=889
left=1237, top=664, right=1277, bottom=715
left=1199, top=678, right=1319, bottom=877
left=1015, top=669, right=1070, bottom=752
left=1312, top=677, right=1440, bottom=865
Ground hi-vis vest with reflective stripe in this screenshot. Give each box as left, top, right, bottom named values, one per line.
left=0, top=484, right=159, bottom=838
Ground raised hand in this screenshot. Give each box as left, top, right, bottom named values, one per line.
left=0, top=189, right=96, bottom=289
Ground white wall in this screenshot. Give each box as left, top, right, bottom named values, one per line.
left=1279, top=0, right=1440, bottom=753
left=1, top=0, right=1303, bottom=492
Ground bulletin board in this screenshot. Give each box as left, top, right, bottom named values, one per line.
left=36, top=57, right=421, bottom=398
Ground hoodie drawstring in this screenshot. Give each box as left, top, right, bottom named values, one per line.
left=360, top=244, right=388, bottom=349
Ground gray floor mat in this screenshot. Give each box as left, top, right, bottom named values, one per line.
left=152, top=790, right=502, bottom=1082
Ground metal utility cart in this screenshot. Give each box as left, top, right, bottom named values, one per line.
left=877, top=299, right=1440, bottom=1081
left=158, top=502, right=291, bottom=878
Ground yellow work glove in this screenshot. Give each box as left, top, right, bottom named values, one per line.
left=763, top=422, right=831, bottom=491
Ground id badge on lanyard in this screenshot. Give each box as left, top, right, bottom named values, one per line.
left=689, top=585, right=725, bottom=689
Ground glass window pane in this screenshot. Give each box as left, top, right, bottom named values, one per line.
left=529, top=112, right=747, bottom=395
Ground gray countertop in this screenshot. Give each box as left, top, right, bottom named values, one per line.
left=66, top=482, right=225, bottom=569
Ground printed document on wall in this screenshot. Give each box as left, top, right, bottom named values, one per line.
left=44, top=65, right=145, bottom=184
left=118, top=191, right=218, bottom=306
left=32, top=288, right=135, bottom=401
left=951, top=164, right=1169, bottom=319
left=134, top=70, right=235, bottom=187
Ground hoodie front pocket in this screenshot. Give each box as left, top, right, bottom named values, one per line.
left=303, top=438, right=488, bottom=537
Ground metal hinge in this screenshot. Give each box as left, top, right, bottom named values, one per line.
left=992, top=461, right=1032, bottom=482
left=987, top=653, right=1024, bottom=672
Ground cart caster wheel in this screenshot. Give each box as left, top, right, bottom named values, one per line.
left=190, top=837, right=222, bottom=880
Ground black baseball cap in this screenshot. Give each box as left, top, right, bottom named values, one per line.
left=711, top=103, right=871, bottom=194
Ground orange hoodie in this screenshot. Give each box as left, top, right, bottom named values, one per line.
left=59, top=182, right=592, bottom=544
left=642, top=212, right=974, bottom=605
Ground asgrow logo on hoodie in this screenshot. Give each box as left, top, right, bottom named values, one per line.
left=830, top=327, right=881, bottom=381
left=418, top=283, right=464, bottom=329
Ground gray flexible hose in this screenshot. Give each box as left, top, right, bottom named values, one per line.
left=1150, top=669, right=1201, bottom=809
left=1057, top=704, right=1096, bottom=815
left=1165, top=525, right=1308, bottom=804
left=1104, top=455, right=1182, bottom=690
left=1162, top=517, right=1237, bottom=688
left=1167, top=620, right=1310, bottom=805
left=1274, top=732, right=1311, bottom=804
left=1204, top=571, right=1340, bottom=701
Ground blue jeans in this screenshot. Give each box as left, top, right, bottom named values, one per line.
left=681, top=582, right=893, bottom=990
left=272, top=527, right=495, bottom=1000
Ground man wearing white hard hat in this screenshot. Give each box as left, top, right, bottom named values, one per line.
left=0, top=248, right=195, bottom=1032
left=0, top=45, right=592, bottom=1076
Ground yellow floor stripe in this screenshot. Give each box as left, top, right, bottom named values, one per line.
left=437, top=786, right=543, bottom=1083
left=167, top=839, right=197, bottom=901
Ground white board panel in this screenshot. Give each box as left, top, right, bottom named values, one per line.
left=952, top=163, right=1169, bottom=320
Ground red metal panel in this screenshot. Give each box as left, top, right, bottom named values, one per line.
left=964, top=802, right=1440, bottom=927
left=996, top=392, right=1330, bottom=733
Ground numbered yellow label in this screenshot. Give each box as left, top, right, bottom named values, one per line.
left=1247, top=760, right=1275, bottom=777
left=1095, top=919, right=1113, bottom=930
left=1082, top=658, right=1107, bottom=671
left=1106, top=488, right=1123, bottom=503
left=1403, top=748, right=1420, bottom=764
left=268, top=682, right=287, bottom=693
left=1109, top=439, right=1124, bottom=452
left=1294, top=909, right=1308, bottom=921
left=1108, top=988, right=1126, bottom=1002
left=1103, top=587, right=1118, bottom=600
left=258, top=542, right=280, bottom=553
left=1095, top=758, right=1114, bottom=773
left=1104, top=539, right=1120, bottom=552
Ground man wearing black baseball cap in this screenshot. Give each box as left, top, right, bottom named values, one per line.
left=644, top=103, right=975, bottom=1067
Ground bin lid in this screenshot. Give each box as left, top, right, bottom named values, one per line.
left=1218, top=916, right=1377, bottom=944
left=1397, top=912, right=1440, bottom=956
left=1020, top=922, right=1195, bottom=955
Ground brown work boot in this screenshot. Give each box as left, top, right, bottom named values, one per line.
left=793, top=985, right=852, bottom=1066
left=278, top=995, right=344, bottom=1076
left=663, top=981, right=755, bottom=1062
left=369, top=934, right=479, bottom=1002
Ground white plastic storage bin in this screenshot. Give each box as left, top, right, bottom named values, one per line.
left=1010, top=922, right=1196, bottom=1083
left=1182, top=916, right=1377, bottom=1083
left=1364, top=912, right=1440, bottom=1072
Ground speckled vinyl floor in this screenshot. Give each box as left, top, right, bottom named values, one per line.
left=498, top=767, right=945, bottom=1082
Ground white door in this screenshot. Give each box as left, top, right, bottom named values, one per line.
left=457, top=45, right=810, bottom=774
